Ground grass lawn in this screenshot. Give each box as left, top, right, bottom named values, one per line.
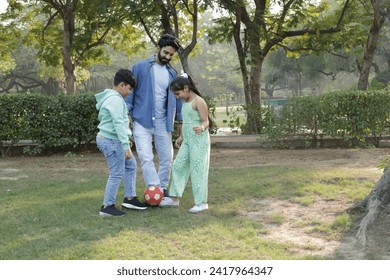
left=0, top=150, right=377, bottom=260
left=214, top=106, right=246, bottom=129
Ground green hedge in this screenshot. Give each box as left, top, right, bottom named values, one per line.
left=3, top=89, right=388, bottom=155
left=0, top=93, right=218, bottom=156
left=0, top=93, right=99, bottom=155
left=264, top=89, right=390, bottom=148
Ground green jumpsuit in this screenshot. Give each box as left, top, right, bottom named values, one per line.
left=169, top=97, right=210, bottom=205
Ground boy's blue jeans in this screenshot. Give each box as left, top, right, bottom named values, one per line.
left=96, top=135, right=137, bottom=207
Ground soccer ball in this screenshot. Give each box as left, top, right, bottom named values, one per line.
left=144, top=186, right=164, bottom=206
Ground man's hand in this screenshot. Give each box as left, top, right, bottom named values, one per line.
left=175, top=136, right=183, bottom=148
left=176, top=123, right=183, bottom=138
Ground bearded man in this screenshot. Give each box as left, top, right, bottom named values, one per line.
left=125, top=34, right=183, bottom=200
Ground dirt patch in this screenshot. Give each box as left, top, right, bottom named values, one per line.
left=241, top=198, right=345, bottom=257
left=211, top=147, right=390, bottom=259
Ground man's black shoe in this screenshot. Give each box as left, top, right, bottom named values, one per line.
left=122, top=197, right=148, bottom=210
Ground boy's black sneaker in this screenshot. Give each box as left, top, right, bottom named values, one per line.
left=99, top=205, right=125, bottom=217
left=122, top=197, right=148, bottom=210
left=163, top=189, right=169, bottom=198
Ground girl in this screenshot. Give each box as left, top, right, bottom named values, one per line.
left=160, top=74, right=213, bottom=213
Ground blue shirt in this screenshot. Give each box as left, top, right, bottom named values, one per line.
left=125, top=55, right=182, bottom=132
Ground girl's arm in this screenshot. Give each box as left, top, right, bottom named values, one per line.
left=193, top=98, right=209, bottom=135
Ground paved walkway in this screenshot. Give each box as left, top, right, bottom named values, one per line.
left=211, top=134, right=390, bottom=148
left=211, top=134, right=264, bottom=148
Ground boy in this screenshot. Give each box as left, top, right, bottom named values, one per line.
left=95, top=69, right=147, bottom=217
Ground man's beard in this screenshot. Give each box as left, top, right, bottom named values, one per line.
left=158, top=52, right=170, bottom=65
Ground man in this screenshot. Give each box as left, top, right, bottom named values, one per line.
left=125, top=34, right=182, bottom=197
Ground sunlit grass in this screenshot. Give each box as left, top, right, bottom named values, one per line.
left=311, top=213, right=353, bottom=241
left=0, top=152, right=377, bottom=260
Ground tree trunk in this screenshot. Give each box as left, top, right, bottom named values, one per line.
left=357, top=0, right=384, bottom=90
left=178, top=51, right=193, bottom=78
left=349, top=167, right=390, bottom=246
left=148, top=0, right=199, bottom=80
left=229, top=0, right=265, bottom=134
left=232, top=11, right=251, bottom=108
left=62, top=9, right=76, bottom=95
left=246, top=56, right=263, bottom=134
left=244, top=23, right=263, bottom=134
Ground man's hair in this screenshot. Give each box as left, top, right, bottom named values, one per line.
left=114, top=69, right=136, bottom=88
left=158, top=34, right=181, bottom=51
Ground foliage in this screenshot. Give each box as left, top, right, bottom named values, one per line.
left=196, top=34, right=244, bottom=101
left=264, top=89, right=390, bottom=148
left=2, top=0, right=145, bottom=94
left=123, top=0, right=211, bottom=78
left=263, top=96, right=319, bottom=148
left=203, top=95, right=218, bottom=134
left=223, top=105, right=244, bottom=133
left=1, top=0, right=388, bottom=99
left=0, top=93, right=98, bottom=156
left=209, top=0, right=356, bottom=133
left=0, top=92, right=217, bottom=156
left=0, top=7, right=21, bottom=74
left=207, top=0, right=380, bottom=133
left=0, top=44, right=61, bottom=95
left=0, top=53, right=16, bottom=74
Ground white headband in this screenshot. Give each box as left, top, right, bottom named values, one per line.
left=181, top=73, right=189, bottom=79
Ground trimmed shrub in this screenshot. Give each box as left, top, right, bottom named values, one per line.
left=264, top=89, right=390, bottom=148
left=0, top=93, right=217, bottom=156
left=0, top=93, right=99, bottom=155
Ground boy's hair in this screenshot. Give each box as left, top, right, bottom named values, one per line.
left=114, top=69, right=137, bottom=88
left=158, top=34, right=181, bottom=51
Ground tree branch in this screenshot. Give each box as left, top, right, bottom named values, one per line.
left=317, top=70, right=338, bottom=81
left=42, top=11, right=59, bottom=43
left=75, top=27, right=111, bottom=67
left=263, top=0, right=352, bottom=55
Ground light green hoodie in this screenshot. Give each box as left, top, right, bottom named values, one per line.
left=95, top=89, right=131, bottom=150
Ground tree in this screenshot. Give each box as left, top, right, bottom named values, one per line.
left=124, top=0, right=211, bottom=78
left=343, top=1, right=390, bottom=247
left=347, top=0, right=390, bottom=246
left=5, top=0, right=143, bottom=94
left=0, top=3, right=21, bottom=78
left=262, top=49, right=300, bottom=97
left=357, top=0, right=390, bottom=90
left=371, top=38, right=390, bottom=88
left=0, top=45, right=61, bottom=95
left=349, top=161, right=390, bottom=246
left=197, top=42, right=243, bottom=99
left=208, top=0, right=352, bottom=133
